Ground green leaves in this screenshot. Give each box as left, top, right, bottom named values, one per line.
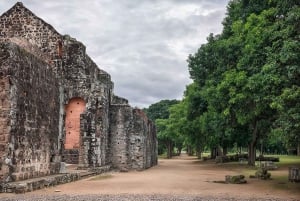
left=143, top=99, right=179, bottom=121
left=185, top=0, right=300, bottom=156
left=147, top=0, right=300, bottom=157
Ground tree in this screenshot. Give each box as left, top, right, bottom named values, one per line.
left=144, top=99, right=179, bottom=157
left=186, top=0, right=300, bottom=165
left=269, top=6, right=300, bottom=155
left=143, top=99, right=179, bottom=121
left=155, top=118, right=173, bottom=158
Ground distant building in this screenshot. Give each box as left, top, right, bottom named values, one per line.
left=0, top=2, right=157, bottom=182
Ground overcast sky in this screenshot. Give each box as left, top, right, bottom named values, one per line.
left=0, top=0, right=229, bottom=108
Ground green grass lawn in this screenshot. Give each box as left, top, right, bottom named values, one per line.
left=200, top=154, right=300, bottom=194
left=158, top=153, right=167, bottom=159
left=240, top=155, right=300, bottom=174
left=252, top=155, right=300, bottom=193
left=272, top=155, right=300, bottom=167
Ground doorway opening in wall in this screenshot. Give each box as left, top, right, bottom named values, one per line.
left=63, top=97, right=86, bottom=166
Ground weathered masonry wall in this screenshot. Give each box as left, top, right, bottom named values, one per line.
left=110, top=105, right=132, bottom=171
left=132, top=109, right=157, bottom=169
left=0, top=43, right=60, bottom=182
left=60, top=37, right=113, bottom=168
left=0, top=2, right=62, bottom=63
left=0, top=2, right=157, bottom=184
left=0, top=60, right=11, bottom=182
left=110, top=105, right=157, bottom=171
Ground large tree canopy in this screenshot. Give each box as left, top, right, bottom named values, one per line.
left=144, top=99, right=179, bottom=158
left=144, top=0, right=300, bottom=162
left=187, top=0, right=300, bottom=163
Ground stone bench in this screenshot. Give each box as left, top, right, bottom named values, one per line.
left=260, top=161, right=277, bottom=170
left=257, top=156, right=279, bottom=162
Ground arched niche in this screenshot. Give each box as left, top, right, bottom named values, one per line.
left=64, top=97, right=86, bottom=149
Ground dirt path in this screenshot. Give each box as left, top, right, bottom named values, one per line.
left=2, top=154, right=300, bottom=200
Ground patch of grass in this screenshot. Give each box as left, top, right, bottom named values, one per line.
left=89, top=174, right=113, bottom=181
left=241, top=168, right=257, bottom=177
left=271, top=174, right=300, bottom=193
left=158, top=153, right=167, bottom=159
left=276, top=155, right=300, bottom=167
left=196, top=154, right=300, bottom=196
left=218, top=161, right=257, bottom=169
left=202, top=152, right=210, bottom=157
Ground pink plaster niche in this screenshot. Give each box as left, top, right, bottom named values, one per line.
left=64, top=97, right=86, bottom=149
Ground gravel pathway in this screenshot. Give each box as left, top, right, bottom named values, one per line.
left=0, top=194, right=299, bottom=201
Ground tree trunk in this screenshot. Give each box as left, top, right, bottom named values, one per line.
left=248, top=121, right=258, bottom=166
left=237, top=147, right=242, bottom=154
left=217, top=146, right=223, bottom=156
left=196, top=146, right=202, bottom=159
left=248, top=143, right=256, bottom=166
left=211, top=147, right=217, bottom=159
left=223, top=146, right=228, bottom=156
left=260, top=141, right=263, bottom=156
left=166, top=140, right=173, bottom=159
left=178, top=147, right=182, bottom=155
left=187, top=145, right=193, bottom=156
left=297, top=141, right=300, bottom=156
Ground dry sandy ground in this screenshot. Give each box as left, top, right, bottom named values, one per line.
left=1, top=154, right=300, bottom=200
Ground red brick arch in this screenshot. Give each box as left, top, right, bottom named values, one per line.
left=64, top=97, right=86, bottom=149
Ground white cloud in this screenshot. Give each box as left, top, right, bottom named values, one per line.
left=0, top=0, right=229, bottom=108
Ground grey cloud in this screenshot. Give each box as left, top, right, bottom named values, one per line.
left=0, top=0, right=229, bottom=108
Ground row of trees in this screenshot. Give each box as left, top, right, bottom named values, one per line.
left=144, top=0, right=300, bottom=165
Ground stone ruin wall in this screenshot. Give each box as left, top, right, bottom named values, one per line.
left=0, top=43, right=60, bottom=182
left=0, top=46, right=11, bottom=182
left=0, top=2, right=157, bottom=183
left=0, top=2, right=115, bottom=169
left=110, top=105, right=157, bottom=171
left=61, top=37, right=113, bottom=168
left=0, top=2, right=62, bottom=64
left=132, top=109, right=157, bottom=169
